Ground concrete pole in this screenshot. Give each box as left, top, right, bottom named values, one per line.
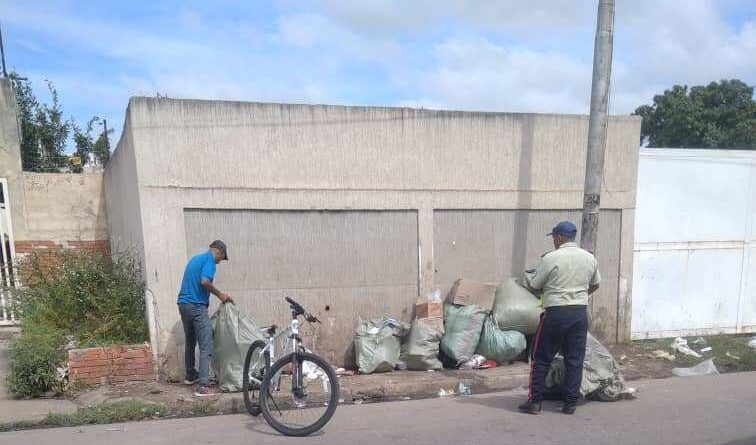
left=580, top=0, right=615, bottom=253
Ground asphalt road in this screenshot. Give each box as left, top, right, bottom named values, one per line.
left=2, top=372, right=755, bottom=445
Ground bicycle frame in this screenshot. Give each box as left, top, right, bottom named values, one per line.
left=248, top=309, right=306, bottom=388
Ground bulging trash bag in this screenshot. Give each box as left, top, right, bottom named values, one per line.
left=211, top=303, right=265, bottom=392
left=475, top=316, right=527, bottom=364
left=401, top=318, right=444, bottom=371
left=492, top=279, right=543, bottom=335
left=545, top=332, right=632, bottom=402
left=354, top=317, right=406, bottom=374
left=441, top=304, right=487, bottom=364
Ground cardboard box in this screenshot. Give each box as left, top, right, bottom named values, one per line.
left=414, top=300, right=443, bottom=319
left=447, top=279, right=497, bottom=310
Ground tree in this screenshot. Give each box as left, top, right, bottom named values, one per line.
left=8, top=73, right=72, bottom=172
left=633, top=79, right=756, bottom=149
left=72, top=117, right=112, bottom=172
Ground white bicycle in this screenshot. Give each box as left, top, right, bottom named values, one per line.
left=242, top=297, right=339, bottom=437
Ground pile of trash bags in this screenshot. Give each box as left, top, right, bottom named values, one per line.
left=354, top=278, right=541, bottom=373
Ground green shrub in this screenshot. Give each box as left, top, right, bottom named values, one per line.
left=7, top=250, right=149, bottom=397
left=15, top=250, right=148, bottom=347
left=7, top=324, right=65, bottom=398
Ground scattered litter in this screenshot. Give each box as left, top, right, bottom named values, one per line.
left=690, top=337, right=708, bottom=346
left=672, top=358, right=719, bottom=377
left=725, top=352, right=741, bottom=360
left=400, top=396, right=411, bottom=401
left=699, top=347, right=713, bottom=353
left=148, top=389, right=163, bottom=395
left=354, top=399, right=364, bottom=405
left=458, top=354, right=486, bottom=370
left=619, top=355, right=627, bottom=362
left=457, top=381, right=472, bottom=396
left=338, top=398, right=345, bottom=404
left=427, top=370, right=436, bottom=373
left=438, top=388, right=455, bottom=397
left=670, top=337, right=702, bottom=358
left=652, top=350, right=676, bottom=361
left=105, top=428, right=125, bottom=432
left=480, top=360, right=498, bottom=369
left=748, top=336, right=756, bottom=350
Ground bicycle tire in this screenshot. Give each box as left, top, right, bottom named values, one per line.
left=242, top=340, right=269, bottom=417
left=260, top=352, right=339, bottom=436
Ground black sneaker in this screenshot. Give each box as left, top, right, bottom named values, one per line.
left=518, top=401, right=542, bottom=414
left=562, top=404, right=576, bottom=415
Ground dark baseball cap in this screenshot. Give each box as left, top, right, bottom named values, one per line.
left=209, top=240, right=228, bottom=260
left=547, top=221, right=577, bottom=238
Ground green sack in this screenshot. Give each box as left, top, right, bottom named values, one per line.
left=492, top=279, right=543, bottom=335
left=354, top=318, right=404, bottom=374
left=401, top=319, right=443, bottom=371
left=211, top=303, right=265, bottom=392
left=475, top=316, right=527, bottom=364
left=441, top=304, right=487, bottom=364
left=545, top=332, right=631, bottom=402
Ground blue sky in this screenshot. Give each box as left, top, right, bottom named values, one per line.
left=2, top=0, right=755, bottom=145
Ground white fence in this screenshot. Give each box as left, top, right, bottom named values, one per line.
left=632, top=149, right=756, bottom=339
left=0, top=178, right=17, bottom=325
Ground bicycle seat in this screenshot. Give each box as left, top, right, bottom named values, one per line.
left=260, top=325, right=278, bottom=336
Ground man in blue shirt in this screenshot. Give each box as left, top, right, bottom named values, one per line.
left=177, top=240, right=233, bottom=397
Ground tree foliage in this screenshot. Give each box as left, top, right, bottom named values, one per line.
left=72, top=117, right=112, bottom=172
left=633, top=79, right=756, bottom=149
left=8, top=71, right=110, bottom=172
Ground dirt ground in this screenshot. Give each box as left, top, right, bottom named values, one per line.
left=610, top=334, right=756, bottom=381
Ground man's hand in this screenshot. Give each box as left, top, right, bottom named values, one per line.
left=220, top=293, right=234, bottom=304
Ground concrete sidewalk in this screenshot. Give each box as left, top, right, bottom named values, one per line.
left=0, top=339, right=77, bottom=424
left=0, top=362, right=530, bottom=425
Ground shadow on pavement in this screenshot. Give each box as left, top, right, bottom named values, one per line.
left=244, top=419, right=325, bottom=437
left=718, top=437, right=756, bottom=445
left=453, top=394, right=567, bottom=415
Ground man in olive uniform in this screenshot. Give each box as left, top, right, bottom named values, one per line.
left=519, top=221, right=601, bottom=415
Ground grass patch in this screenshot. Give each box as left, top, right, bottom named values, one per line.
left=191, top=400, right=219, bottom=416
left=45, top=400, right=167, bottom=427
left=0, top=400, right=167, bottom=432
left=643, top=335, right=756, bottom=372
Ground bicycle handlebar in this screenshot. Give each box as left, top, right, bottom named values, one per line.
left=285, top=297, right=321, bottom=324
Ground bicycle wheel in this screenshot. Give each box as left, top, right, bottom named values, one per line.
left=260, top=352, right=339, bottom=436
left=242, top=340, right=269, bottom=417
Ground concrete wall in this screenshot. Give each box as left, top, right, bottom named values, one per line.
left=18, top=173, right=108, bottom=243
left=633, top=149, right=756, bottom=339
left=106, top=97, right=641, bottom=375
left=0, top=78, right=26, bottom=240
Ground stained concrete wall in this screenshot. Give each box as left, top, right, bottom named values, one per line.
left=106, top=97, right=640, bottom=375
left=0, top=78, right=26, bottom=240
left=18, top=173, right=108, bottom=243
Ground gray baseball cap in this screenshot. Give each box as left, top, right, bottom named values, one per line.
left=209, top=240, right=228, bottom=261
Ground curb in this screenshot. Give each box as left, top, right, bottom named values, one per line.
left=214, top=365, right=530, bottom=414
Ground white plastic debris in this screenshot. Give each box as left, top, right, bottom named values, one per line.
left=671, top=337, right=702, bottom=358
left=427, top=289, right=442, bottom=303
left=652, top=350, right=676, bottom=361
left=725, top=352, right=741, bottom=360
left=748, top=336, right=756, bottom=350
left=672, top=358, right=719, bottom=377
left=699, top=347, right=713, bottom=353
left=457, top=381, right=472, bottom=396
left=438, top=388, right=455, bottom=397
left=459, top=354, right=487, bottom=370
left=690, top=337, right=707, bottom=346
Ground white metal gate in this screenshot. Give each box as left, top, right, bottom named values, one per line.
left=632, top=149, right=756, bottom=339
left=0, top=178, right=18, bottom=325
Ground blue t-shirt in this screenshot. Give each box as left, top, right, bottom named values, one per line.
left=177, top=251, right=216, bottom=306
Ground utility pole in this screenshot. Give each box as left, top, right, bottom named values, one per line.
left=580, top=0, right=615, bottom=254
left=102, top=119, right=110, bottom=151
left=0, top=23, right=8, bottom=77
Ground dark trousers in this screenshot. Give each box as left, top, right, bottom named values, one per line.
left=528, top=305, right=588, bottom=406
left=178, top=303, right=213, bottom=386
